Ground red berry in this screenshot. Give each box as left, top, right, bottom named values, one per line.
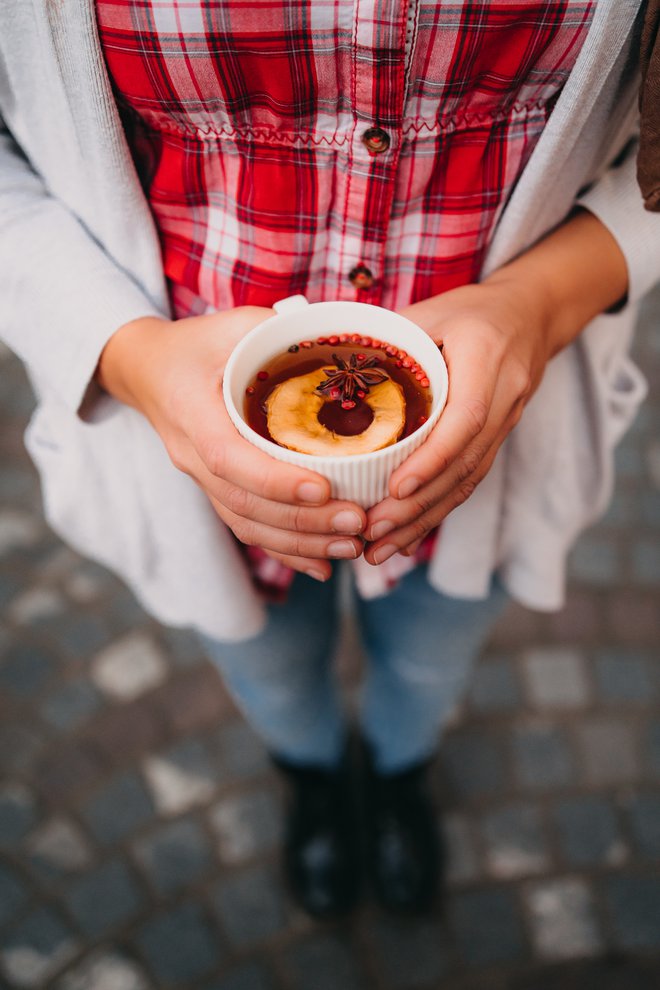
left=330, top=387, right=341, bottom=400
left=341, top=400, right=356, bottom=410
left=351, top=333, right=361, bottom=343
left=328, top=335, right=339, bottom=345
left=357, top=353, right=366, bottom=362
left=421, top=377, right=430, bottom=387
left=371, top=339, right=381, bottom=349
left=300, top=340, right=313, bottom=348
left=396, top=359, right=403, bottom=367
left=339, top=334, right=349, bottom=343
left=415, top=370, right=425, bottom=381
left=360, top=336, right=371, bottom=347
left=357, top=390, right=366, bottom=399
left=386, top=345, right=397, bottom=357
left=246, top=385, right=255, bottom=395
left=398, top=350, right=407, bottom=360
left=410, top=363, right=419, bottom=373
left=317, top=336, right=327, bottom=344
left=257, top=370, right=269, bottom=381
left=402, top=357, right=412, bottom=369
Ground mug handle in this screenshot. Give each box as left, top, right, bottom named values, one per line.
left=272, top=295, right=310, bottom=316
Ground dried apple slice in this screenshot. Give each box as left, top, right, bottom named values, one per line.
left=266, top=368, right=405, bottom=457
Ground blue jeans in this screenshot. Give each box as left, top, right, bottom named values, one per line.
left=198, top=565, right=508, bottom=773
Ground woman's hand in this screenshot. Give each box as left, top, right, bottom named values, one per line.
left=363, top=209, right=629, bottom=565
left=97, top=307, right=365, bottom=580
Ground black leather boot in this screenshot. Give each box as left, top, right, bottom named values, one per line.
left=274, top=755, right=361, bottom=920
left=363, top=748, right=442, bottom=914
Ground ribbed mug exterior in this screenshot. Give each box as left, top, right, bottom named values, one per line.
left=223, top=296, right=448, bottom=507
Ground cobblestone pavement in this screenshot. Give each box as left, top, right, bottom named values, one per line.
left=1, top=290, right=659, bottom=990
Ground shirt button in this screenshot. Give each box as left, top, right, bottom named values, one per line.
left=348, top=264, right=374, bottom=289
left=361, top=126, right=391, bottom=155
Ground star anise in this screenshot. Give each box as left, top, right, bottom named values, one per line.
left=315, top=352, right=388, bottom=407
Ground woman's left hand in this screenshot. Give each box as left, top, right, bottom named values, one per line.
left=363, top=276, right=555, bottom=565
left=363, top=206, right=631, bottom=566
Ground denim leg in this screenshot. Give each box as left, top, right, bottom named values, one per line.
left=197, top=570, right=347, bottom=768
left=356, top=568, right=509, bottom=773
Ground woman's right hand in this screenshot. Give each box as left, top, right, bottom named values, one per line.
left=96, top=307, right=365, bottom=580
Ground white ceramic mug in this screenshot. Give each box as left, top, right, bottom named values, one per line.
left=222, top=296, right=448, bottom=507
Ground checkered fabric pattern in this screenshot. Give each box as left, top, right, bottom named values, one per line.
left=96, top=0, right=594, bottom=599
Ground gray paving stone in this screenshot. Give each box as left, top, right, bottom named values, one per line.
left=0, top=507, right=44, bottom=555
left=600, top=490, right=636, bottom=526
left=594, top=650, right=656, bottom=704
left=577, top=719, right=638, bottom=786
left=41, top=678, right=102, bottom=730
left=569, top=538, right=619, bottom=585
left=54, top=613, right=110, bottom=660
left=624, top=792, right=660, bottom=858
left=0, top=724, right=45, bottom=775
left=641, top=490, right=660, bottom=526
left=64, top=859, right=144, bottom=938
left=27, top=818, right=93, bottom=881
left=0, top=464, right=36, bottom=504
left=56, top=952, right=151, bottom=990
left=512, top=722, right=575, bottom=790
left=133, top=817, right=212, bottom=894
left=604, top=874, right=660, bottom=950
left=441, top=730, right=506, bottom=800
left=632, top=541, right=660, bottom=584
left=202, top=961, right=274, bottom=990
left=0, top=864, right=28, bottom=927
left=646, top=719, right=660, bottom=777
left=63, top=562, right=114, bottom=605
left=91, top=632, right=168, bottom=701
left=81, top=772, right=155, bottom=846
left=369, top=918, right=449, bottom=988
left=443, top=812, right=480, bottom=885
left=614, top=443, right=645, bottom=480
left=449, top=887, right=527, bottom=967
left=213, top=865, right=290, bottom=947
left=143, top=739, right=218, bottom=816
left=525, top=878, right=602, bottom=960
left=215, top=722, right=270, bottom=780
left=608, top=590, right=660, bottom=643
left=469, top=657, right=521, bottom=712
left=9, top=588, right=66, bottom=626
left=553, top=796, right=626, bottom=867
left=161, top=627, right=206, bottom=669
left=0, top=643, right=56, bottom=699
left=210, top=790, right=283, bottom=864
left=136, top=901, right=221, bottom=986
left=0, top=570, right=23, bottom=610
left=522, top=648, right=590, bottom=709
left=0, top=785, right=39, bottom=849
left=481, top=804, right=549, bottom=879
left=286, top=933, right=366, bottom=990
left=0, top=907, right=79, bottom=988
left=34, top=743, right=100, bottom=805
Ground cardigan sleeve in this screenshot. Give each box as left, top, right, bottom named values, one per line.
left=0, top=116, right=164, bottom=415
left=577, top=142, right=660, bottom=304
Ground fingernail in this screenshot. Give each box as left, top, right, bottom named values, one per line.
left=397, top=476, right=421, bottom=499
left=372, top=543, right=397, bottom=565
left=297, top=482, right=325, bottom=504
left=327, top=539, right=358, bottom=559
left=306, top=568, right=328, bottom=582
left=369, top=519, right=395, bottom=541
left=331, top=510, right=363, bottom=534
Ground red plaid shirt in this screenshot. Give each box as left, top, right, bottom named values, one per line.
left=96, top=0, right=594, bottom=598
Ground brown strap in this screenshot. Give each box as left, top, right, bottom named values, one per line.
left=638, top=0, right=660, bottom=211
